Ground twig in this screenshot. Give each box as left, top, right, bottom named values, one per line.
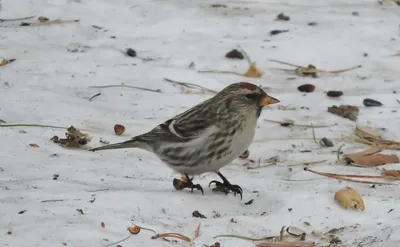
left=20, top=19, right=79, bottom=26
left=253, top=137, right=346, bottom=142
left=104, top=236, right=133, bottom=247
left=264, top=119, right=334, bottom=128
left=193, top=223, right=201, bottom=240
left=164, top=78, right=218, bottom=94
left=88, top=84, right=162, bottom=93
left=130, top=223, right=157, bottom=234
left=287, top=159, right=327, bottom=167
left=41, top=199, right=81, bottom=203
left=151, top=233, right=191, bottom=242
left=214, top=234, right=276, bottom=241
left=89, top=93, right=101, bottom=101
left=85, top=188, right=110, bottom=192
left=0, top=123, right=69, bottom=129
left=0, top=15, right=35, bottom=22
left=337, top=144, right=345, bottom=161
left=304, top=167, right=396, bottom=185
left=247, top=163, right=277, bottom=170
left=311, top=123, right=318, bottom=145
left=197, top=70, right=245, bottom=77
left=268, top=59, right=361, bottom=74
left=237, top=45, right=253, bottom=65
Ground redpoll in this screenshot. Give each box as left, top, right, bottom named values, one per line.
left=90, top=82, right=279, bottom=199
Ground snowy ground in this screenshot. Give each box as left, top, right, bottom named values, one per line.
left=1, top=0, right=400, bottom=246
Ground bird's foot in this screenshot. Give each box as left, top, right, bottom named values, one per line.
left=173, top=174, right=204, bottom=195
left=209, top=178, right=243, bottom=200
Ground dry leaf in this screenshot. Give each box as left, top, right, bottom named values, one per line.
left=334, top=186, right=365, bottom=211
left=4, top=82, right=9, bottom=86
left=0, top=59, right=8, bottom=66
left=244, top=63, right=262, bottom=78
left=114, top=124, right=125, bottom=135
left=383, top=169, right=400, bottom=178
left=256, top=241, right=315, bottom=247
left=345, top=148, right=399, bottom=167
left=51, top=126, right=91, bottom=148
left=127, top=225, right=141, bottom=234
left=101, top=222, right=105, bottom=228
left=193, top=223, right=201, bottom=239
left=327, top=105, right=359, bottom=121
left=29, top=143, right=39, bottom=148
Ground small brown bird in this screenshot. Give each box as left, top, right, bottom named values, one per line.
left=90, top=82, right=279, bottom=199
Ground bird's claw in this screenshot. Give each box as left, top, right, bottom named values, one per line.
left=173, top=178, right=204, bottom=195
left=209, top=180, right=243, bottom=200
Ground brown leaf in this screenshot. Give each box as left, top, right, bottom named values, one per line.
left=328, top=105, right=359, bottom=121
left=193, top=223, right=201, bottom=239
left=345, top=148, right=399, bottom=166
left=0, top=59, right=9, bottom=66
left=51, top=126, right=91, bottom=148
left=29, top=143, right=39, bottom=148
left=114, top=124, right=125, bottom=135
left=101, top=222, right=105, bottom=228
left=383, top=169, right=400, bottom=178
left=256, top=241, right=315, bottom=247
left=244, top=63, right=262, bottom=78
left=334, top=186, right=365, bottom=211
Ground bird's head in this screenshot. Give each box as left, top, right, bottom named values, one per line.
left=216, top=82, right=280, bottom=117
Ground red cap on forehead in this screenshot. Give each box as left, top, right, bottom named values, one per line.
left=240, top=82, right=257, bottom=91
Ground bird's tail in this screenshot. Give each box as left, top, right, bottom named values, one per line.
left=89, top=138, right=145, bottom=152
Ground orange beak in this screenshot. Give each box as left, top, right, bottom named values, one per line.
left=259, top=95, right=280, bottom=107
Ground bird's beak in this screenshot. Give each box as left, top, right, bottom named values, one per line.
left=259, top=95, right=280, bottom=106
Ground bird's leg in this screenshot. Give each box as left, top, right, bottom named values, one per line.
left=209, top=172, right=243, bottom=199
left=173, top=173, right=204, bottom=195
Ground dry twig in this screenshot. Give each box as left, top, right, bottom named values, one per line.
left=20, top=19, right=79, bottom=26
left=164, top=78, right=218, bottom=94
left=0, top=123, right=69, bottom=129
left=304, top=167, right=397, bottom=185
left=354, top=126, right=400, bottom=150
left=268, top=59, right=361, bottom=77
left=89, top=84, right=162, bottom=93
left=0, top=15, right=35, bottom=22
left=89, top=93, right=101, bottom=101
left=264, top=119, right=334, bottom=128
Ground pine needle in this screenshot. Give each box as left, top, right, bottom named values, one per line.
left=164, top=78, right=218, bottom=94
left=0, top=123, right=69, bottom=129
left=304, top=167, right=397, bottom=185
left=264, top=119, right=334, bottom=128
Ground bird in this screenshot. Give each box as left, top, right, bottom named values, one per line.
left=89, top=82, right=280, bottom=199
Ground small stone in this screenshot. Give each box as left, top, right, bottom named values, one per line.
left=192, top=210, right=207, bottom=218
left=327, top=91, right=343, bottom=98
left=225, top=49, right=244, bottom=59
left=126, top=48, right=137, bottom=57
left=319, top=137, right=334, bottom=147
left=308, top=22, right=318, bottom=26
left=276, top=13, right=290, bottom=21
left=297, top=84, right=315, bottom=93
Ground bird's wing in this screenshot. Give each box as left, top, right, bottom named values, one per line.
left=138, top=101, right=218, bottom=143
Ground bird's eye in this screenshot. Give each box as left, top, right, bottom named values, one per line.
left=245, top=93, right=256, bottom=100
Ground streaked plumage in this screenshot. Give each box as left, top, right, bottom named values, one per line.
left=90, top=82, right=279, bottom=199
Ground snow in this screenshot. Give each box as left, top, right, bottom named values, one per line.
left=1, top=0, right=400, bottom=246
